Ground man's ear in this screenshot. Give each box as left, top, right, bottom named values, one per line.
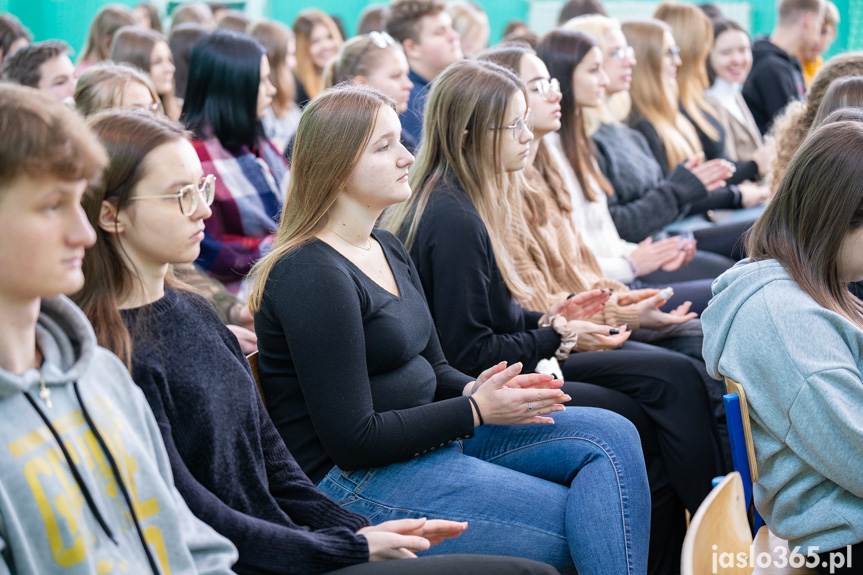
left=98, top=200, right=125, bottom=234
left=402, top=38, right=421, bottom=61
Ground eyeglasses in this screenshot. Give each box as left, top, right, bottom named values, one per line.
left=610, top=46, right=635, bottom=61
left=129, top=175, right=216, bottom=216
left=347, top=31, right=398, bottom=77
left=489, top=109, right=532, bottom=141
left=666, top=46, right=681, bottom=59
left=529, top=78, right=561, bottom=101
left=129, top=101, right=163, bottom=115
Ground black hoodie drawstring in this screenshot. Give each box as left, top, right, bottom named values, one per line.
left=24, top=383, right=162, bottom=575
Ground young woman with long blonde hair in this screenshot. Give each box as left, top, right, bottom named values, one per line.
left=249, top=78, right=650, bottom=575
left=293, top=9, right=343, bottom=105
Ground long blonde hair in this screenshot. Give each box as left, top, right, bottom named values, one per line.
left=248, top=84, right=396, bottom=311
left=654, top=1, right=719, bottom=141
left=380, top=59, right=533, bottom=301
left=293, top=9, right=343, bottom=99
left=623, top=19, right=702, bottom=170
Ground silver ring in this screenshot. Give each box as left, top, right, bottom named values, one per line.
left=528, top=402, right=533, bottom=411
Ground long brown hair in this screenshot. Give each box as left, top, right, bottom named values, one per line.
left=293, top=9, right=343, bottom=99
left=73, top=111, right=191, bottom=367
left=80, top=5, right=135, bottom=63
left=110, top=26, right=180, bottom=119
left=248, top=84, right=396, bottom=311
left=812, top=76, right=863, bottom=129
left=654, top=1, right=719, bottom=141
left=747, top=119, right=863, bottom=329
left=251, top=20, right=297, bottom=117
left=771, top=53, right=863, bottom=194
left=624, top=19, right=702, bottom=170
left=537, top=28, right=614, bottom=201
left=380, top=59, right=533, bottom=301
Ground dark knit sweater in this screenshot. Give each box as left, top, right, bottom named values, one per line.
left=123, top=289, right=370, bottom=575
left=254, top=229, right=475, bottom=484
left=593, top=122, right=708, bottom=242
left=404, top=177, right=561, bottom=377
left=627, top=113, right=742, bottom=213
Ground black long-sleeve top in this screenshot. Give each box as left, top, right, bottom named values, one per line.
left=404, top=177, right=561, bottom=378
left=627, top=113, right=743, bottom=214
left=254, top=230, right=475, bottom=485
left=123, top=288, right=371, bottom=575
left=592, top=122, right=708, bottom=242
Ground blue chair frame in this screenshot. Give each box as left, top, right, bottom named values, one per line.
left=724, top=391, right=764, bottom=534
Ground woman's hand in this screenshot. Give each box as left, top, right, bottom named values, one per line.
left=546, top=289, right=610, bottom=322
left=471, top=363, right=569, bottom=425
left=738, top=181, right=769, bottom=208
left=660, top=238, right=696, bottom=272
left=358, top=518, right=468, bottom=560
left=636, top=290, right=697, bottom=330
left=571, top=321, right=632, bottom=351
left=629, top=237, right=682, bottom=276
left=227, top=325, right=258, bottom=354
left=684, top=156, right=734, bottom=192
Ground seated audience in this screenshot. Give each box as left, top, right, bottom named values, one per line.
left=324, top=32, right=416, bottom=151
left=562, top=16, right=741, bottom=278
left=812, top=76, right=863, bottom=127
left=770, top=53, right=863, bottom=195
left=74, top=109, right=559, bottom=575
left=357, top=4, right=387, bottom=34
left=1, top=40, right=76, bottom=102
left=447, top=1, right=489, bottom=58
left=558, top=0, right=607, bottom=23
left=385, top=0, right=463, bottom=144
left=75, top=61, right=162, bottom=116
left=480, top=42, right=728, bottom=574
left=800, top=0, right=839, bottom=87
left=252, top=19, right=303, bottom=155
left=216, top=10, right=250, bottom=33
left=705, top=18, right=767, bottom=165
left=77, top=5, right=135, bottom=73
left=182, top=31, right=288, bottom=293
left=0, top=82, right=238, bottom=575
left=702, top=115, right=863, bottom=575
left=169, top=2, right=215, bottom=33
left=111, top=26, right=181, bottom=120
left=132, top=2, right=162, bottom=33
left=293, top=8, right=343, bottom=106
left=168, top=22, right=210, bottom=100
left=251, top=79, right=651, bottom=575
left=0, top=13, right=30, bottom=68
left=742, top=0, right=824, bottom=135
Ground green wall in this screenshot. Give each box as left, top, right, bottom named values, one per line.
left=2, top=0, right=857, bottom=58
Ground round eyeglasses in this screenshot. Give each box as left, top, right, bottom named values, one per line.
left=489, top=109, right=533, bottom=141
left=666, top=46, right=681, bottom=59
left=529, top=78, right=561, bottom=102
left=129, top=174, right=216, bottom=216
left=129, top=101, right=163, bottom=115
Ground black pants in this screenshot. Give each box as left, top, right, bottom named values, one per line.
left=558, top=341, right=726, bottom=575
left=326, top=555, right=560, bottom=574
left=693, top=219, right=753, bottom=261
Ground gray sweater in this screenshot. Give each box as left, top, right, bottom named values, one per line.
left=702, top=259, right=863, bottom=552
left=592, top=122, right=707, bottom=242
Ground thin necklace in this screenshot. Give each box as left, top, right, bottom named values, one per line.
left=328, top=227, right=372, bottom=251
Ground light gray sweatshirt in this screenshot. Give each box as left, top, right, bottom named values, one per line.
left=0, top=295, right=238, bottom=574
left=702, top=258, right=863, bottom=553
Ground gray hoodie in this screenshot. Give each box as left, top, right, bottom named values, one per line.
left=702, top=258, right=863, bottom=553
left=0, top=295, right=238, bottom=574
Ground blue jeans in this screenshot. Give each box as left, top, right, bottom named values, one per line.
left=316, top=407, right=650, bottom=575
